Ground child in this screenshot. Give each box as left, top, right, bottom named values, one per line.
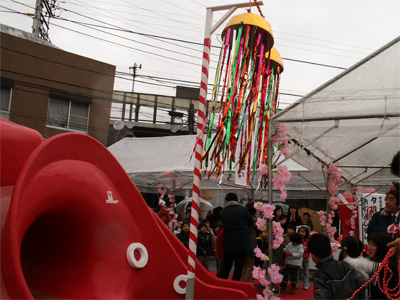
left=176, top=222, right=190, bottom=248
left=174, top=220, right=183, bottom=235
left=280, top=232, right=304, bottom=294
left=196, top=223, right=214, bottom=271
left=255, top=230, right=269, bottom=268
left=281, top=223, right=296, bottom=268
left=308, top=233, right=365, bottom=299
left=202, top=219, right=214, bottom=237
left=284, top=224, right=296, bottom=245
left=297, top=226, right=310, bottom=290
left=212, top=223, right=221, bottom=271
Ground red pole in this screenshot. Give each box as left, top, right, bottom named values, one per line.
left=185, top=7, right=212, bottom=300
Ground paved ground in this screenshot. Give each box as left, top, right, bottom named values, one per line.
left=206, top=256, right=315, bottom=287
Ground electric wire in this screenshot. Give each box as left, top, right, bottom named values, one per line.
left=1, top=4, right=356, bottom=70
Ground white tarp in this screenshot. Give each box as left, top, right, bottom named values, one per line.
left=108, top=135, right=328, bottom=207
left=271, top=36, right=400, bottom=191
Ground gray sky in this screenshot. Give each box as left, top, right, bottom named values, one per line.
left=1, top=0, right=399, bottom=108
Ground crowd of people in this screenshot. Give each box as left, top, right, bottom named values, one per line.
left=167, top=151, right=400, bottom=299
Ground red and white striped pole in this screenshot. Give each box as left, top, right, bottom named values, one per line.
left=185, top=3, right=264, bottom=299
left=185, top=7, right=213, bottom=300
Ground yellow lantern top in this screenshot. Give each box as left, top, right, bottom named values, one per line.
left=265, top=47, right=284, bottom=74
left=222, top=13, right=274, bottom=52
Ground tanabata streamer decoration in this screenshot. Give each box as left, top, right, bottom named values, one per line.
left=202, top=12, right=284, bottom=184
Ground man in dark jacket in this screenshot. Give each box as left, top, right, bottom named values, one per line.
left=308, top=233, right=365, bottom=299
left=367, top=182, right=400, bottom=235
left=218, top=193, right=253, bottom=281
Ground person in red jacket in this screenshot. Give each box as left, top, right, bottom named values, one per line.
left=157, top=204, right=171, bottom=226
left=215, top=226, right=224, bottom=276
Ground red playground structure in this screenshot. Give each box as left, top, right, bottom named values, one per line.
left=0, top=118, right=255, bottom=299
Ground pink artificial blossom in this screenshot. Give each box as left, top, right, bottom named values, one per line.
left=256, top=295, right=265, bottom=300
left=263, top=204, right=275, bottom=219
left=268, top=264, right=283, bottom=284
left=259, top=163, right=268, bottom=176
left=254, top=247, right=267, bottom=261
left=256, top=218, right=267, bottom=231
left=280, top=190, right=287, bottom=199
left=272, top=221, right=284, bottom=249
left=254, top=202, right=264, bottom=211
left=259, top=277, right=270, bottom=287
left=252, top=266, right=262, bottom=279
left=280, top=146, right=292, bottom=158
left=327, top=163, right=338, bottom=174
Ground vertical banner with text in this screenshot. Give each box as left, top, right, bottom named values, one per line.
left=361, top=193, right=385, bottom=244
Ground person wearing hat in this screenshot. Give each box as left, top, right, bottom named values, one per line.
left=367, top=182, right=400, bottom=235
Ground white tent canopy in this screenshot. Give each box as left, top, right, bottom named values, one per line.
left=108, top=135, right=328, bottom=207
left=271, top=36, right=400, bottom=191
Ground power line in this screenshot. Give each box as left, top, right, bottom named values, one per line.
left=51, top=23, right=203, bottom=67
left=2, top=1, right=379, bottom=56
left=64, top=0, right=204, bottom=23
left=65, top=0, right=205, bottom=20
left=1, top=4, right=353, bottom=70
left=63, top=0, right=204, bottom=40
left=274, top=30, right=375, bottom=51
left=56, top=6, right=209, bottom=47
left=53, top=17, right=208, bottom=62
left=118, top=0, right=202, bottom=31
left=281, top=57, right=346, bottom=70
left=52, top=16, right=348, bottom=70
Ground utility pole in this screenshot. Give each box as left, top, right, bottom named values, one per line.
left=129, top=63, right=142, bottom=93
left=123, top=63, right=141, bottom=122
left=32, top=0, right=57, bottom=41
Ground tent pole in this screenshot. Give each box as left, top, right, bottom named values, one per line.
left=332, top=137, right=378, bottom=163
left=267, top=97, right=274, bottom=267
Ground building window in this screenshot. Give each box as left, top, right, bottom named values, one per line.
left=1, top=84, right=12, bottom=120
left=47, top=97, right=90, bottom=133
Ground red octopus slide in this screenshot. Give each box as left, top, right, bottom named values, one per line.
left=0, top=118, right=255, bottom=299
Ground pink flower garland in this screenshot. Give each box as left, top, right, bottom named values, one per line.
left=158, top=172, right=179, bottom=224
left=250, top=124, right=293, bottom=299
left=258, top=124, right=293, bottom=200
left=272, top=124, right=292, bottom=159
left=318, top=163, right=344, bottom=252
left=349, top=186, right=359, bottom=236
left=272, top=166, right=292, bottom=200
left=252, top=202, right=284, bottom=299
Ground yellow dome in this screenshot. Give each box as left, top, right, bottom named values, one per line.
left=222, top=13, right=274, bottom=52
left=265, top=47, right=284, bottom=74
